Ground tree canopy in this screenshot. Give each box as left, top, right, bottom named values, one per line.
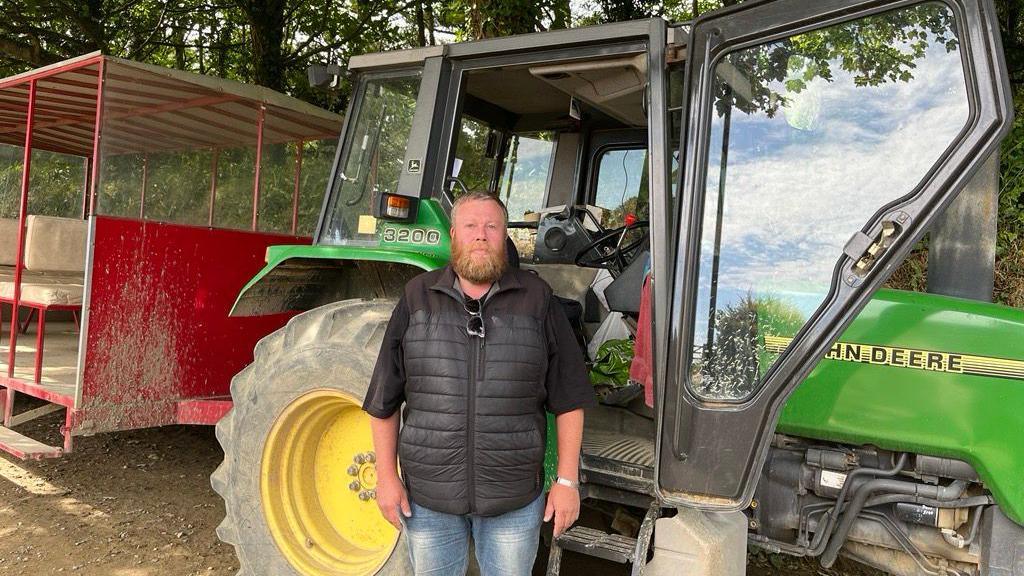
left=0, top=0, right=1020, bottom=305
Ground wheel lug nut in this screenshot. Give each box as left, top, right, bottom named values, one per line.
left=368, top=489, right=376, bottom=500
left=347, top=465, right=359, bottom=476
left=358, top=491, right=371, bottom=501
left=366, top=452, right=376, bottom=463
left=354, top=453, right=366, bottom=464
left=349, top=481, right=361, bottom=491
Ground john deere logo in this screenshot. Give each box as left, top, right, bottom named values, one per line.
left=408, top=159, right=421, bottom=173
left=764, top=336, right=1024, bottom=381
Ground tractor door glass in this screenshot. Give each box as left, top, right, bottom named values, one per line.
left=497, top=133, right=553, bottom=222
left=689, top=2, right=968, bottom=401
left=452, top=116, right=501, bottom=195
left=593, top=147, right=649, bottom=228
left=320, top=71, right=421, bottom=245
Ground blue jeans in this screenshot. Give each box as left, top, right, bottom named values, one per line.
left=403, top=493, right=545, bottom=576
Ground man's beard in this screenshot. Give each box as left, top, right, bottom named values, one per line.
left=451, top=241, right=507, bottom=284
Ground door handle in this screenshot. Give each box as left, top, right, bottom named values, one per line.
left=843, top=212, right=908, bottom=285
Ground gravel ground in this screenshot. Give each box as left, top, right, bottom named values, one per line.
left=0, top=410, right=882, bottom=576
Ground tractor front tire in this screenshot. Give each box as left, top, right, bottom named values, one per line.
left=213, top=299, right=411, bottom=576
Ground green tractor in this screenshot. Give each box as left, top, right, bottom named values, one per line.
left=212, top=0, right=1024, bottom=574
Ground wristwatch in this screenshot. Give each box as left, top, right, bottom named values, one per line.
left=554, top=476, right=579, bottom=489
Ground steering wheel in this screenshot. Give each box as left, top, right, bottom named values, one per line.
left=574, top=220, right=650, bottom=272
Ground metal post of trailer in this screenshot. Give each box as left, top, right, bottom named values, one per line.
left=291, top=140, right=304, bottom=235
left=4, top=79, right=36, bottom=425
left=88, top=58, right=106, bottom=217
left=139, top=154, right=148, bottom=219
left=252, top=104, right=266, bottom=231
left=209, top=148, right=219, bottom=226
left=81, top=157, right=90, bottom=218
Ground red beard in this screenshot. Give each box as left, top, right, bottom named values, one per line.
left=451, top=240, right=507, bottom=284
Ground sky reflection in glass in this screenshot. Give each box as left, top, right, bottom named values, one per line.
left=690, top=3, right=968, bottom=401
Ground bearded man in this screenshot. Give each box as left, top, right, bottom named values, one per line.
left=363, top=191, right=595, bottom=575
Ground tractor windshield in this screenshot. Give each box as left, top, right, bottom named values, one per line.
left=319, top=70, right=421, bottom=245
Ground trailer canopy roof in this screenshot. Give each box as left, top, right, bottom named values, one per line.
left=0, top=52, right=342, bottom=157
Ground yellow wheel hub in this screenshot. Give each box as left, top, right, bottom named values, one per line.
left=261, top=389, right=399, bottom=575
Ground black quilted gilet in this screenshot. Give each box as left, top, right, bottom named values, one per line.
left=398, top=267, right=551, bottom=516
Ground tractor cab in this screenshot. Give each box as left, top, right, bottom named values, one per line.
left=221, top=1, right=1024, bottom=575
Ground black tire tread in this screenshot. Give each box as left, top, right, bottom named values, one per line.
left=213, top=299, right=404, bottom=576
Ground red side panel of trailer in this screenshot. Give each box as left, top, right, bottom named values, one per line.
left=73, top=216, right=307, bottom=433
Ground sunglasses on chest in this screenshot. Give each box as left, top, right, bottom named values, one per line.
left=464, top=297, right=485, bottom=338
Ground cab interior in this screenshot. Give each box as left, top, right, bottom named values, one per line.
left=441, top=51, right=682, bottom=504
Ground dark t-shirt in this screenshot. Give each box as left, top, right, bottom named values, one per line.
left=363, top=282, right=595, bottom=418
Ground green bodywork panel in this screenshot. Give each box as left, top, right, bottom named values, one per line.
left=779, top=289, right=1024, bottom=524
left=245, top=244, right=445, bottom=291
left=377, top=199, right=451, bottom=261
left=230, top=200, right=451, bottom=316
left=236, top=199, right=451, bottom=300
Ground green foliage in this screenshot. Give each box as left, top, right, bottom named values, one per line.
left=0, top=0, right=418, bottom=112
left=995, top=87, right=1024, bottom=307
left=714, top=3, right=957, bottom=119
left=435, top=0, right=570, bottom=40
left=589, top=339, right=634, bottom=388
left=753, top=295, right=806, bottom=339
left=999, top=90, right=1024, bottom=256
left=0, top=145, right=85, bottom=220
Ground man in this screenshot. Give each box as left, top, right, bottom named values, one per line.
left=363, top=191, right=596, bottom=575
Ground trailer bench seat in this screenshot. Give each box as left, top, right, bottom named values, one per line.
left=0, top=216, right=87, bottom=279
left=0, top=216, right=86, bottom=306
left=0, top=214, right=87, bottom=305
left=0, top=216, right=87, bottom=383
left=0, top=268, right=82, bottom=283
left=0, top=280, right=83, bottom=306
left=24, top=215, right=87, bottom=275
left=0, top=218, right=19, bottom=268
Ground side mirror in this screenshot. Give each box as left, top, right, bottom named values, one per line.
left=446, top=176, right=470, bottom=197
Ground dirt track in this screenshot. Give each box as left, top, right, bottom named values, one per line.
left=0, top=410, right=878, bottom=576
left=0, top=413, right=236, bottom=576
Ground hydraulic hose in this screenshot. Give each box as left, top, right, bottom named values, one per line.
left=939, top=503, right=988, bottom=549
left=862, top=493, right=993, bottom=510
left=820, top=479, right=967, bottom=568
left=806, top=453, right=909, bottom=556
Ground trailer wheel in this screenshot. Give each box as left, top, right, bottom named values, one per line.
left=213, top=299, right=411, bottom=576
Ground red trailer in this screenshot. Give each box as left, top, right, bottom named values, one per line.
left=0, top=52, right=342, bottom=458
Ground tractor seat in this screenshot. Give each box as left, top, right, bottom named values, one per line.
left=505, top=236, right=520, bottom=269
left=508, top=235, right=586, bottom=352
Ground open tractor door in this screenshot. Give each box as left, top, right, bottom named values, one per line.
left=216, top=1, right=1024, bottom=575
left=657, top=0, right=1019, bottom=574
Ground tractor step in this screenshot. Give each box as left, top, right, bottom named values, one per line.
left=559, top=526, right=638, bottom=563
left=545, top=502, right=661, bottom=576
left=0, top=425, right=62, bottom=460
